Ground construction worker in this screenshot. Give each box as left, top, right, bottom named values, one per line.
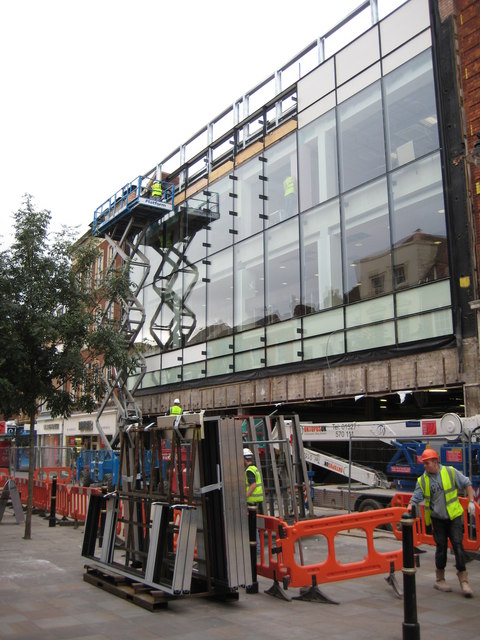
left=243, top=447, right=263, bottom=593
left=151, top=180, right=163, bottom=199
left=169, top=398, right=182, bottom=416
left=407, top=447, right=476, bottom=597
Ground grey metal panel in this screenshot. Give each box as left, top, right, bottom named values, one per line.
left=144, top=502, right=164, bottom=583
left=218, top=417, right=252, bottom=588
left=99, top=496, right=118, bottom=564
left=171, top=507, right=197, bottom=593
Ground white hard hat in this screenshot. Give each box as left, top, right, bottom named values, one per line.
left=174, top=398, right=180, bottom=404
left=243, top=448, right=253, bottom=457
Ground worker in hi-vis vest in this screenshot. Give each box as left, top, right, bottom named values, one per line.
left=243, top=447, right=263, bottom=593
left=283, top=174, right=296, bottom=217
left=169, top=398, right=182, bottom=415
left=151, top=180, right=163, bottom=199
left=407, top=447, right=475, bottom=597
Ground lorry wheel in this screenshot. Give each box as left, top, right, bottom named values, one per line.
left=103, top=474, right=114, bottom=492
left=79, top=469, right=91, bottom=487
left=358, top=498, right=382, bottom=512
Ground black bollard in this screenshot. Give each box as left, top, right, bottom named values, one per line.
left=246, top=506, right=259, bottom=594
left=401, top=510, right=420, bottom=640
left=49, top=476, right=57, bottom=527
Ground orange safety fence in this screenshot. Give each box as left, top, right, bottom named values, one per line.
left=34, top=467, right=73, bottom=484
left=257, top=507, right=414, bottom=589
left=70, top=485, right=102, bottom=523
left=55, top=482, right=71, bottom=519
left=392, top=492, right=480, bottom=551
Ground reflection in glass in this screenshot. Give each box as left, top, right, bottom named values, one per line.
left=206, top=248, right=233, bottom=338
left=384, top=49, right=439, bottom=170
left=207, top=175, right=233, bottom=255
left=343, top=178, right=390, bottom=302
left=299, top=110, right=338, bottom=211
left=265, top=218, right=300, bottom=323
left=234, top=235, right=264, bottom=331
left=263, top=134, right=298, bottom=226
left=184, top=260, right=206, bottom=345
left=338, top=80, right=386, bottom=192
left=300, top=199, right=342, bottom=312
left=391, top=153, right=448, bottom=287
left=235, top=161, right=264, bottom=241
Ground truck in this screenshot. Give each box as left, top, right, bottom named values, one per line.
left=296, top=412, right=480, bottom=512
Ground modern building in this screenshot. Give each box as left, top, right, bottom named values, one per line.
left=94, top=0, right=480, bottom=429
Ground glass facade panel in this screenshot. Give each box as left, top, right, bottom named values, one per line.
left=346, top=321, right=395, bottom=351
left=384, top=50, right=439, bottom=170
left=343, top=178, right=391, bottom=303
left=390, top=153, right=448, bottom=286
left=396, top=280, right=451, bottom=316
left=266, top=318, right=302, bottom=345
left=300, top=199, right=342, bottom=312
left=185, top=259, right=206, bottom=345
left=298, top=110, right=338, bottom=211
left=207, top=175, right=233, bottom=254
left=264, top=135, right=298, bottom=225
left=338, top=80, right=386, bottom=192
left=161, top=366, right=182, bottom=385
left=183, top=361, right=205, bottom=381
left=235, top=327, right=265, bottom=352
left=302, top=307, right=344, bottom=337
left=265, top=218, right=300, bottom=323
left=397, top=309, right=453, bottom=343
left=235, top=160, right=264, bottom=241
left=234, top=235, right=264, bottom=331
left=208, top=355, right=233, bottom=376
left=207, top=336, right=233, bottom=357
left=346, top=295, right=394, bottom=328
left=207, top=248, right=233, bottom=337
left=235, top=349, right=265, bottom=372
left=267, top=341, right=302, bottom=366
left=303, top=331, right=345, bottom=361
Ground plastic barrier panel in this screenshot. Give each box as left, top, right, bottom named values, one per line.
left=55, top=482, right=71, bottom=519
left=70, top=486, right=102, bottom=523
left=392, top=493, right=480, bottom=551
left=258, top=507, right=412, bottom=589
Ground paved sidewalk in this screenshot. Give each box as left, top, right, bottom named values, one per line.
left=0, top=506, right=478, bottom=640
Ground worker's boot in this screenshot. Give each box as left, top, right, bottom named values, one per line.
left=457, top=570, right=473, bottom=598
left=434, top=569, right=452, bottom=592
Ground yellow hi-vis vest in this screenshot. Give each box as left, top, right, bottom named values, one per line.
left=169, top=405, right=182, bottom=415
left=418, top=465, right=464, bottom=526
left=152, top=182, right=163, bottom=198
left=283, top=176, right=295, bottom=196
left=245, top=464, right=263, bottom=504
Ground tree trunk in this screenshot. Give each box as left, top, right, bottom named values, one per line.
left=23, top=410, right=36, bottom=539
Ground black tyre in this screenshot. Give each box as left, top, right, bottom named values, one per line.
left=358, top=498, right=392, bottom=531
left=79, top=469, right=91, bottom=487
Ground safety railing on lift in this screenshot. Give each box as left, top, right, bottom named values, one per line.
left=92, top=176, right=175, bottom=236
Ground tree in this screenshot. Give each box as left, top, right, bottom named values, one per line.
left=0, top=195, right=136, bottom=539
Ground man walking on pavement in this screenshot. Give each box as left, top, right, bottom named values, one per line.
left=407, top=447, right=476, bottom=597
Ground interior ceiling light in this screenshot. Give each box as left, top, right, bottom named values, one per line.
left=421, top=116, right=437, bottom=126
left=429, top=388, right=447, bottom=392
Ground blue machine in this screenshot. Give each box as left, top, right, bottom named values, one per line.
left=387, top=441, right=427, bottom=491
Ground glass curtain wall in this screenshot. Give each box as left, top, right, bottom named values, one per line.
left=138, top=37, right=453, bottom=387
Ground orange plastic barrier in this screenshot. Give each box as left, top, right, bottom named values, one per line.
left=55, top=482, right=71, bottom=519
left=70, top=486, right=102, bottom=523
left=392, top=492, right=480, bottom=551
left=257, top=507, right=412, bottom=589
left=32, top=479, right=50, bottom=512
left=34, top=467, right=73, bottom=484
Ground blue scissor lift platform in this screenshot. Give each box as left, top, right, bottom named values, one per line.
left=92, top=176, right=175, bottom=241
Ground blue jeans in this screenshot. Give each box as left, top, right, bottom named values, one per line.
left=431, top=515, right=466, bottom=572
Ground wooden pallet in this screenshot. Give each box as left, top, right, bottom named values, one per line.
left=83, top=565, right=170, bottom=611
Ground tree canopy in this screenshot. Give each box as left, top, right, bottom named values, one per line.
left=0, top=195, right=136, bottom=537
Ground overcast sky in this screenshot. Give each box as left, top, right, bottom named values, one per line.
left=1, top=0, right=390, bottom=247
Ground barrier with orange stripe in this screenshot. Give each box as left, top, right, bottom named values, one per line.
left=257, top=507, right=413, bottom=591
left=392, top=492, right=480, bottom=551
left=70, top=485, right=102, bottom=523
